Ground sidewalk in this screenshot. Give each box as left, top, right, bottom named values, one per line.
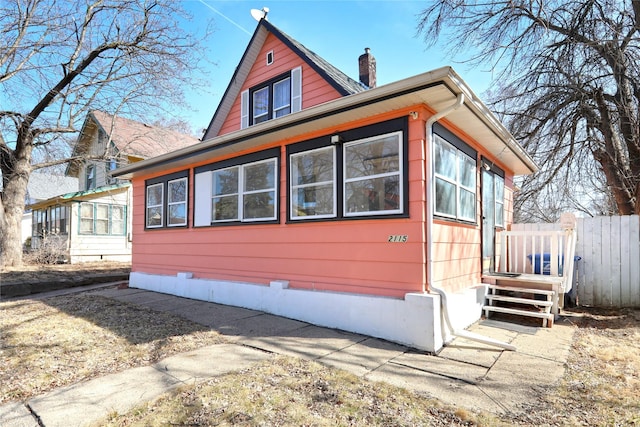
left=2, top=285, right=575, bottom=427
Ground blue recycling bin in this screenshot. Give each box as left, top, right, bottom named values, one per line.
left=527, top=253, right=581, bottom=275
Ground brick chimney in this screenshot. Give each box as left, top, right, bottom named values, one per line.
left=358, top=47, right=376, bottom=88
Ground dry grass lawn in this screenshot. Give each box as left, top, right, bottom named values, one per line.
left=0, top=293, right=225, bottom=403
left=2, top=283, right=639, bottom=426
left=97, top=308, right=640, bottom=427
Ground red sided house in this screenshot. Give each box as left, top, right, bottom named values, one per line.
left=114, top=19, right=538, bottom=352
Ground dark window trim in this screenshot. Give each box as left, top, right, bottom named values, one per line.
left=195, top=147, right=280, bottom=174
left=144, top=169, right=190, bottom=230
left=286, top=117, right=409, bottom=223
left=433, top=122, right=477, bottom=159
left=193, top=147, right=281, bottom=227
left=249, top=71, right=292, bottom=126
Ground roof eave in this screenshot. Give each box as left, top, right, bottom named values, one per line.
left=114, top=67, right=537, bottom=179
left=27, top=183, right=131, bottom=210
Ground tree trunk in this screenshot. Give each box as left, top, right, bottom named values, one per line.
left=1, top=142, right=33, bottom=267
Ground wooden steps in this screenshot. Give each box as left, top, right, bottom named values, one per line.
left=483, top=284, right=556, bottom=327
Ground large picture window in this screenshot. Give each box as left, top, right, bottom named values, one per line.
left=290, top=146, right=336, bottom=219
left=212, top=158, right=277, bottom=223
left=434, top=132, right=477, bottom=222
left=144, top=170, right=189, bottom=229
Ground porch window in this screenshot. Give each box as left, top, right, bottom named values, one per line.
left=212, top=158, right=277, bottom=223
left=112, top=206, right=125, bottom=235
left=144, top=170, right=189, bottom=229
left=96, top=204, right=109, bottom=235
left=495, top=175, right=505, bottom=227
left=79, top=202, right=127, bottom=235
left=344, top=132, right=402, bottom=216
left=286, top=117, right=408, bottom=222
left=434, top=133, right=477, bottom=222
left=194, top=149, right=280, bottom=227
left=146, top=183, right=164, bottom=228
left=80, top=203, right=94, bottom=234
left=290, top=146, right=336, bottom=219
left=167, top=177, right=188, bottom=226
left=32, top=205, right=69, bottom=236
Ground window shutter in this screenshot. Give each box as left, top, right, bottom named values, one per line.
left=291, top=66, right=302, bottom=113
left=240, top=90, right=249, bottom=129
left=194, top=171, right=213, bottom=226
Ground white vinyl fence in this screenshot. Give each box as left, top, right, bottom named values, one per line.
left=512, top=215, right=640, bottom=308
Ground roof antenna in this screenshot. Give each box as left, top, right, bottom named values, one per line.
left=250, top=7, right=269, bottom=21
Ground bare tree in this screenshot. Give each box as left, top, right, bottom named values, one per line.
left=418, top=0, right=640, bottom=221
left=1, top=0, right=209, bottom=266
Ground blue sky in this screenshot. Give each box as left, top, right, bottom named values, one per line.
left=183, top=0, right=496, bottom=134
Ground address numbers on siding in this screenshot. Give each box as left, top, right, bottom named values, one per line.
left=388, top=235, right=408, bottom=243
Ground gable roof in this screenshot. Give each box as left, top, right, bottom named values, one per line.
left=203, top=19, right=366, bottom=140
left=90, top=111, right=200, bottom=159
left=66, top=111, right=200, bottom=176
left=115, top=66, right=538, bottom=179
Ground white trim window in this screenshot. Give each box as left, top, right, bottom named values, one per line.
left=146, top=183, right=164, bottom=228
left=79, top=202, right=126, bottom=235
left=80, top=202, right=94, bottom=234
left=212, top=158, right=277, bottom=223
left=272, top=77, right=291, bottom=118
left=290, top=146, right=336, bottom=219
left=434, top=134, right=477, bottom=222
left=344, top=132, right=403, bottom=216
left=494, top=175, right=505, bottom=227
left=96, top=204, right=110, bottom=235
left=241, top=67, right=302, bottom=129
left=167, top=177, right=188, bottom=226
left=112, top=205, right=125, bottom=235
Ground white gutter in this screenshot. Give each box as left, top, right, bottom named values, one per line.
left=425, top=93, right=516, bottom=351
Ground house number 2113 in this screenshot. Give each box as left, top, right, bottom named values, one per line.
left=388, top=235, right=408, bottom=243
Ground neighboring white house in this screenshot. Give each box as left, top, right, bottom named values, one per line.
left=29, top=111, right=199, bottom=263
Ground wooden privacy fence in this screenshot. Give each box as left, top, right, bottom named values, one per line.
left=511, top=215, right=640, bottom=308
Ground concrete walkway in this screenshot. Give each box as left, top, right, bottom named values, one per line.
left=2, top=285, right=575, bottom=427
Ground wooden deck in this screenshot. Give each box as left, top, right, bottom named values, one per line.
left=482, top=213, right=578, bottom=326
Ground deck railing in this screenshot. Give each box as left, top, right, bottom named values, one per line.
left=495, top=213, right=578, bottom=294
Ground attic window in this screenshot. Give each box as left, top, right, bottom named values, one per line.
left=266, top=51, right=274, bottom=65
left=240, top=67, right=302, bottom=129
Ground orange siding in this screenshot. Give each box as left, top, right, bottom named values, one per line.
left=132, top=104, right=519, bottom=298
left=217, top=33, right=344, bottom=136
left=132, top=110, right=428, bottom=298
